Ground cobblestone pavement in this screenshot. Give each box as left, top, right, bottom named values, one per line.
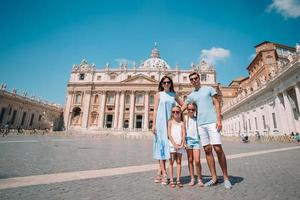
left=0, top=135, right=299, bottom=200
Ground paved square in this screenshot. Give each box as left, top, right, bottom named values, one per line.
left=0, top=135, right=299, bottom=200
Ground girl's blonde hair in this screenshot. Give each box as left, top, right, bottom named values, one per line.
left=186, top=102, right=197, bottom=129
left=171, top=105, right=183, bottom=121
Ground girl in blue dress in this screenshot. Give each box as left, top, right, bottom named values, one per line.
left=152, top=76, right=183, bottom=185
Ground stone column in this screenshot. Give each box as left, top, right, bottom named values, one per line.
left=274, top=95, right=281, bottom=131
left=63, top=90, right=73, bottom=130
left=98, top=91, right=106, bottom=128
left=15, top=106, right=24, bottom=127
left=81, top=90, right=92, bottom=128
left=283, top=90, right=296, bottom=133
left=113, top=91, right=120, bottom=129
left=294, top=84, right=300, bottom=112
left=144, top=91, right=149, bottom=130
left=118, top=91, right=125, bottom=129
left=129, top=91, right=135, bottom=130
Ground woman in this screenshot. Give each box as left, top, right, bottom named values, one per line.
left=152, top=76, right=183, bottom=185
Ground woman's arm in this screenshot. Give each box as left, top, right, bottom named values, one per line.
left=152, top=93, right=159, bottom=134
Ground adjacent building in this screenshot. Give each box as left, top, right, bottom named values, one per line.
left=0, top=86, right=63, bottom=131
left=222, top=42, right=300, bottom=136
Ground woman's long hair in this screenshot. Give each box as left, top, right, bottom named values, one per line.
left=158, top=76, right=175, bottom=92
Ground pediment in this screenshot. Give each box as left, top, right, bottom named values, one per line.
left=121, top=74, right=158, bottom=84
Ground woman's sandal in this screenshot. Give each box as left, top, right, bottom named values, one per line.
left=188, top=179, right=195, bottom=186
left=170, top=181, right=176, bottom=188
left=176, top=180, right=183, bottom=188
left=154, top=175, right=161, bottom=183
left=197, top=179, right=204, bottom=187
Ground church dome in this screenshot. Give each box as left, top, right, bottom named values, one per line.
left=141, top=45, right=170, bottom=69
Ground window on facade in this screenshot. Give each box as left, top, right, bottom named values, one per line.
left=135, top=115, right=143, bottom=129
left=149, top=95, right=154, bottom=105
left=151, top=75, right=155, bottom=79
left=123, top=120, right=129, bottom=128
left=127, top=75, right=131, bottom=79
left=75, top=93, right=82, bottom=104
left=94, top=95, right=99, bottom=104
left=183, top=76, right=187, bottom=81
left=149, top=120, right=153, bottom=129
left=39, top=115, right=42, bottom=121
left=97, top=76, right=101, bottom=81
left=266, top=56, right=273, bottom=64
left=110, top=75, right=116, bottom=80
left=150, top=108, right=154, bottom=112
left=79, top=73, right=85, bottom=80
left=125, top=95, right=130, bottom=105
left=135, top=94, right=144, bottom=105
left=272, top=113, right=277, bottom=129
left=106, top=93, right=115, bottom=104
left=262, top=115, right=266, bottom=129
left=105, top=114, right=113, bottom=128
left=201, top=74, right=207, bottom=82
left=125, top=107, right=129, bottom=111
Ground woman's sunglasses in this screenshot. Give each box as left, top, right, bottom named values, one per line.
left=163, top=81, right=171, bottom=85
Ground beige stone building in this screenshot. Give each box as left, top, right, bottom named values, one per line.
left=221, top=41, right=300, bottom=136
left=0, top=86, right=63, bottom=131
left=64, top=46, right=218, bottom=132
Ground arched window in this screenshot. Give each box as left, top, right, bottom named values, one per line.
left=75, top=93, right=82, bottom=104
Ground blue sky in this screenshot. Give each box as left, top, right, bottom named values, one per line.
left=0, top=0, right=299, bottom=104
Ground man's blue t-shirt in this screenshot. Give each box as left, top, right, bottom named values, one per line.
left=185, top=86, right=217, bottom=126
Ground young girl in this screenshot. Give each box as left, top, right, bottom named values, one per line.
left=167, top=105, right=186, bottom=188
left=185, top=102, right=204, bottom=187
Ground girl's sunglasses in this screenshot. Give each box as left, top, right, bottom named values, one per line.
left=188, top=109, right=195, bottom=112
left=172, top=110, right=180, bottom=114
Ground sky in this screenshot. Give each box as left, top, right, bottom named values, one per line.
left=0, top=0, right=299, bottom=105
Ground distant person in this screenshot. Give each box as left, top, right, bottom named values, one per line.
left=182, top=72, right=232, bottom=189
left=294, top=133, right=300, bottom=143
left=185, top=102, right=204, bottom=187
left=167, top=106, right=185, bottom=188
left=152, top=76, right=183, bottom=185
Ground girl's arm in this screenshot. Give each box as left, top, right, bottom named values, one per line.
left=152, top=93, right=160, bottom=134
left=180, top=122, right=186, bottom=148
left=167, top=120, right=177, bottom=147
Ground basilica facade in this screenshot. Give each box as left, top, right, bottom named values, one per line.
left=64, top=46, right=218, bottom=132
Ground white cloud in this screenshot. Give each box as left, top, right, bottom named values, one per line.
left=248, top=53, right=256, bottom=60
left=115, top=58, right=134, bottom=66
left=267, top=0, right=300, bottom=19
left=200, top=47, right=230, bottom=65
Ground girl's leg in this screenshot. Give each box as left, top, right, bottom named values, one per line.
left=187, top=149, right=195, bottom=185
left=193, top=149, right=204, bottom=186
left=176, top=153, right=183, bottom=187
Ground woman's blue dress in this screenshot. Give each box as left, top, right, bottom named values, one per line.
left=153, top=91, right=176, bottom=160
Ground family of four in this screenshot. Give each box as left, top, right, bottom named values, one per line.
left=152, top=72, right=232, bottom=189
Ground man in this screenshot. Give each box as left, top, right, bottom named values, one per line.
left=182, top=72, right=232, bottom=189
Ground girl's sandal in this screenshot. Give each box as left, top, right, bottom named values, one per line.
left=197, top=179, right=204, bottom=187
left=188, top=179, right=195, bottom=186
left=161, top=175, right=168, bottom=186
left=154, top=175, right=161, bottom=183
left=170, top=181, right=176, bottom=188
left=176, top=181, right=183, bottom=188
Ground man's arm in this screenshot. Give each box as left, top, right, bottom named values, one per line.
left=212, top=95, right=222, bottom=132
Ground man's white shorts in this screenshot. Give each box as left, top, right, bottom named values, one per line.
left=198, top=122, right=222, bottom=147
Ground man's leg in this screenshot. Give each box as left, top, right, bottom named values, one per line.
left=204, top=144, right=218, bottom=182
left=213, top=144, right=229, bottom=180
